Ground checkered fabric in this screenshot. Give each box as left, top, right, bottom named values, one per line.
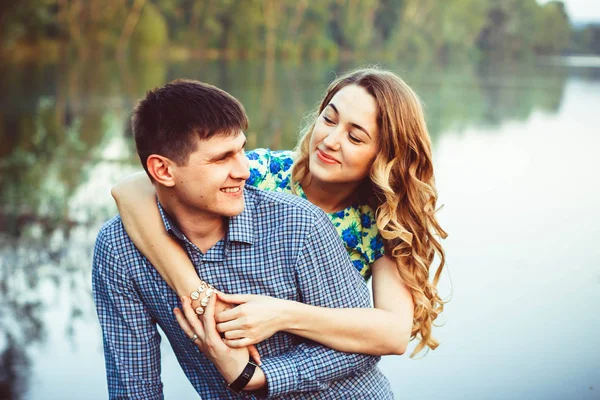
left=92, top=185, right=393, bottom=399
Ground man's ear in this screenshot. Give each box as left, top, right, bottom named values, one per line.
left=146, top=154, right=176, bottom=187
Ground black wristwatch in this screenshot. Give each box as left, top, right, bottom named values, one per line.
left=226, top=358, right=259, bottom=394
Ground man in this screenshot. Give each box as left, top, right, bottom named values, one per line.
left=92, top=79, right=393, bottom=399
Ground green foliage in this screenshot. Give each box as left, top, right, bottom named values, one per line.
left=131, top=2, right=168, bottom=52
left=1, top=0, right=594, bottom=60
left=0, top=0, right=58, bottom=45
left=330, top=0, right=379, bottom=51
left=533, top=1, right=570, bottom=54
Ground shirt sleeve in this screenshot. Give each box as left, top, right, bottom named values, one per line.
left=259, top=211, right=381, bottom=398
left=92, top=226, right=164, bottom=399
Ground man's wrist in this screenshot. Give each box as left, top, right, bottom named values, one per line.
left=244, top=365, right=266, bottom=391
left=217, top=355, right=249, bottom=384
left=225, top=359, right=266, bottom=395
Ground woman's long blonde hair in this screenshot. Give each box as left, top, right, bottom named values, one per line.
left=291, top=68, right=448, bottom=357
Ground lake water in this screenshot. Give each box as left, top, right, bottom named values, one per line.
left=0, top=57, right=599, bottom=399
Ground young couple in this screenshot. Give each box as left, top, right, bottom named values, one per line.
left=92, top=68, right=447, bottom=399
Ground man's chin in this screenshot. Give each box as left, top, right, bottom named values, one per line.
left=221, top=201, right=245, bottom=217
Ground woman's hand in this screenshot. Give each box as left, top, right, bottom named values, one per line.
left=214, top=292, right=291, bottom=348
left=202, top=292, right=262, bottom=363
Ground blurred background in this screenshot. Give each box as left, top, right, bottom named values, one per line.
left=1, top=0, right=599, bottom=399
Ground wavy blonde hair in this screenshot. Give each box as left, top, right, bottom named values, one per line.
left=291, top=68, right=448, bottom=357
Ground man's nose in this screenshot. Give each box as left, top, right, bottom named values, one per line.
left=232, top=152, right=250, bottom=180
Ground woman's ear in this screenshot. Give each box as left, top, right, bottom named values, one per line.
left=146, top=154, right=176, bottom=187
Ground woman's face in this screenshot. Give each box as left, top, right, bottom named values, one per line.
left=308, top=84, right=380, bottom=186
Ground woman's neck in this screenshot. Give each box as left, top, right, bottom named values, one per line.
left=300, top=173, right=361, bottom=213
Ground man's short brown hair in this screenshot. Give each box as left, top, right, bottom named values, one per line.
left=131, top=79, right=248, bottom=175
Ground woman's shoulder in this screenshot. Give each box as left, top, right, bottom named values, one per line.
left=247, top=148, right=294, bottom=161
left=246, top=149, right=295, bottom=192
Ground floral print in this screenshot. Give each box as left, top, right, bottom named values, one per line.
left=246, top=148, right=384, bottom=280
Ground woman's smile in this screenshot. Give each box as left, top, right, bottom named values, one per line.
left=316, top=148, right=340, bottom=165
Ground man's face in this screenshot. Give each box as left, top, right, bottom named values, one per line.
left=171, top=131, right=250, bottom=219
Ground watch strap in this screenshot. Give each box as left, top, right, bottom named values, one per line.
left=227, top=359, right=259, bottom=394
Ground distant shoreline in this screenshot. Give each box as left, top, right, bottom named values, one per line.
left=543, top=55, right=600, bottom=68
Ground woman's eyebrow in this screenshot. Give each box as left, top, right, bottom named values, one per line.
left=328, top=103, right=372, bottom=139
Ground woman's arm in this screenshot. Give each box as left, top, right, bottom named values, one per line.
left=111, top=172, right=203, bottom=297
left=112, top=172, right=262, bottom=363
left=216, top=255, right=414, bottom=356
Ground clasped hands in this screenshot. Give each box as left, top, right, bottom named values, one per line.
left=174, top=292, right=288, bottom=382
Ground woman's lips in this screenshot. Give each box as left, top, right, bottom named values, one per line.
left=316, top=148, right=339, bottom=164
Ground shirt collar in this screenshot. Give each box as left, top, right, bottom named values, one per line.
left=156, top=191, right=255, bottom=246
left=157, top=199, right=186, bottom=241
left=227, top=187, right=255, bottom=245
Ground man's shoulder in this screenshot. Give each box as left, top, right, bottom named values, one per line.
left=94, top=215, right=137, bottom=259
left=245, top=185, right=324, bottom=222
left=97, top=215, right=127, bottom=243
left=93, top=215, right=144, bottom=280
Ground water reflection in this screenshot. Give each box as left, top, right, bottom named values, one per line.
left=0, top=56, right=593, bottom=399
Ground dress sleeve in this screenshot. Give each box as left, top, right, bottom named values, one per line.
left=246, top=149, right=295, bottom=192
left=372, top=232, right=385, bottom=261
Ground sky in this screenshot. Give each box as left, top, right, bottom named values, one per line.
left=540, top=0, right=600, bottom=23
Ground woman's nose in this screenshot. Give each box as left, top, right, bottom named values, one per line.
left=322, top=129, right=342, bottom=150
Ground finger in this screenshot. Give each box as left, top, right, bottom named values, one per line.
left=173, top=308, right=198, bottom=340
left=216, top=292, right=253, bottom=305
left=214, top=298, right=233, bottom=314
left=180, top=297, right=205, bottom=336
left=248, top=344, right=261, bottom=365
left=216, top=319, right=244, bottom=333
left=223, top=337, right=253, bottom=349
left=201, top=292, right=218, bottom=333
left=222, top=329, right=247, bottom=340
left=215, top=305, right=243, bottom=324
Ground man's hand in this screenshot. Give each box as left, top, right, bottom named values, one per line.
left=175, top=295, right=261, bottom=385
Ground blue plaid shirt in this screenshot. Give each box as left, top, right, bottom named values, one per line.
left=92, top=185, right=393, bottom=399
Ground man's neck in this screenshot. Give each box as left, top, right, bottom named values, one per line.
left=157, top=191, right=227, bottom=253
left=301, top=173, right=361, bottom=213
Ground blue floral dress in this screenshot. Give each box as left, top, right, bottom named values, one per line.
left=246, top=149, right=384, bottom=281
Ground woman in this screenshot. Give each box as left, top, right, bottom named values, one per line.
left=112, top=68, right=447, bottom=358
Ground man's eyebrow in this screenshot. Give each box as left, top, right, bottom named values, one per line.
left=327, top=103, right=372, bottom=139
left=209, top=139, right=247, bottom=160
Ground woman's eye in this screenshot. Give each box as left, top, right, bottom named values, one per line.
left=348, top=133, right=362, bottom=144
left=323, top=116, right=335, bottom=124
